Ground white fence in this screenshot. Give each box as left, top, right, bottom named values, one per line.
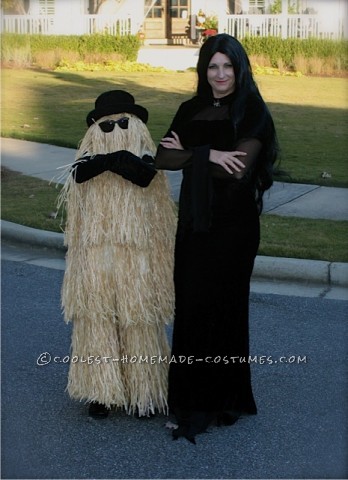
left=1, top=14, right=133, bottom=35
left=223, top=14, right=345, bottom=40
left=1, top=13, right=346, bottom=39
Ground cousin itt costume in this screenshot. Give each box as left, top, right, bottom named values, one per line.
left=60, top=91, right=176, bottom=418
left=156, top=89, right=276, bottom=442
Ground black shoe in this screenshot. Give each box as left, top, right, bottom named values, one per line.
left=172, top=425, right=196, bottom=444
left=217, top=410, right=240, bottom=426
left=88, top=402, right=109, bottom=418
left=172, top=410, right=213, bottom=444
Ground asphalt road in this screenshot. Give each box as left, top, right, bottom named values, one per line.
left=1, top=257, right=347, bottom=479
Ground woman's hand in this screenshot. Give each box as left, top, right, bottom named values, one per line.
left=160, top=131, right=184, bottom=150
left=209, top=149, right=247, bottom=175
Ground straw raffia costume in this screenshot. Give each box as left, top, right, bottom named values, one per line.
left=60, top=91, right=176, bottom=417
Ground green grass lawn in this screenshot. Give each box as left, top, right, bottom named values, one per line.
left=1, top=68, right=348, bottom=262
left=1, top=68, right=348, bottom=186
left=2, top=167, right=348, bottom=262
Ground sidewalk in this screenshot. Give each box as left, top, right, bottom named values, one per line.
left=2, top=137, right=348, bottom=219
left=138, top=45, right=200, bottom=71
left=1, top=137, right=348, bottom=292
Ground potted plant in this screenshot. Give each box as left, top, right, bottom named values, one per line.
left=202, top=15, right=218, bottom=39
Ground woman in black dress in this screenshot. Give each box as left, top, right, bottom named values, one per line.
left=155, top=34, right=279, bottom=443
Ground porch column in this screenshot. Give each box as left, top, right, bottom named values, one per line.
left=281, top=0, right=287, bottom=39
left=216, top=0, right=227, bottom=33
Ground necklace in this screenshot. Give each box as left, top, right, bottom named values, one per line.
left=213, top=99, right=221, bottom=107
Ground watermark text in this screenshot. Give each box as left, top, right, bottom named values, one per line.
left=36, top=352, right=308, bottom=366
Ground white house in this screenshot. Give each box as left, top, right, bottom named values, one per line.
left=1, top=0, right=346, bottom=40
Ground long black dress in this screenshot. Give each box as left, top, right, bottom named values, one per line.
left=156, top=91, right=274, bottom=442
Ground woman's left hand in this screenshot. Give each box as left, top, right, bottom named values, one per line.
left=209, top=149, right=247, bottom=175
left=160, top=131, right=184, bottom=150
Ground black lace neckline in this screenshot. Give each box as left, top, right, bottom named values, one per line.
left=212, top=91, right=236, bottom=107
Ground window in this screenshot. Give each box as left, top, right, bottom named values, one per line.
left=39, top=0, right=55, bottom=15
left=170, top=0, right=188, bottom=19
left=145, top=0, right=163, bottom=19
left=249, top=0, right=265, bottom=13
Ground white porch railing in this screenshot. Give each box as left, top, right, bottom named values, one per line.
left=1, top=13, right=345, bottom=39
left=223, top=14, right=345, bottom=40
left=1, top=14, right=54, bottom=34
left=1, top=14, right=133, bottom=36
left=85, top=15, right=132, bottom=36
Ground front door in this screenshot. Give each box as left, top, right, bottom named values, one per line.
left=144, top=0, right=191, bottom=41
left=169, top=0, right=190, bottom=37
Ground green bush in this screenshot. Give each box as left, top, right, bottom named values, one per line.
left=1, top=33, right=31, bottom=67
left=76, top=34, right=140, bottom=60
left=29, top=34, right=80, bottom=54
left=242, top=36, right=348, bottom=70
left=1, top=33, right=141, bottom=67
left=1, top=33, right=347, bottom=73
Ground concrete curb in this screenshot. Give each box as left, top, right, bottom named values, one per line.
left=1, top=220, right=66, bottom=252
left=253, top=256, right=347, bottom=287
left=2, top=220, right=348, bottom=288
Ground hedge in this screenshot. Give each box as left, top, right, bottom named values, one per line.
left=1, top=33, right=141, bottom=63
left=241, top=36, right=348, bottom=70
left=1, top=33, right=347, bottom=72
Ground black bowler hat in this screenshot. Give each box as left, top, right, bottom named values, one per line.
left=86, top=90, right=148, bottom=126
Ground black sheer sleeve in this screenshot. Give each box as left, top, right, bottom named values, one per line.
left=209, top=138, right=262, bottom=180
left=154, top=100, right=199, bottom=171
left=155, top=143, right=193, bottom=170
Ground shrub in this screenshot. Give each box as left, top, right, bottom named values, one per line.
left=1, top=33, right=141, bottom=68
left=54, top=59, right=171, bottom=73
left=1, top=33, right=31, bottom=67
left=241, top=36, right=348, bottom=72
left=1, top=33, right=347, bottom=76
left=76, top=34, right=140, bottom=61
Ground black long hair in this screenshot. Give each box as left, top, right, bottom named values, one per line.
left=197, top=34, right=258, bottom=105
left=196, top=34, right=280, bottom=211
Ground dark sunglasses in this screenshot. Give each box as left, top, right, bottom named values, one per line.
left=98, top=117, right=129, bottom=133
